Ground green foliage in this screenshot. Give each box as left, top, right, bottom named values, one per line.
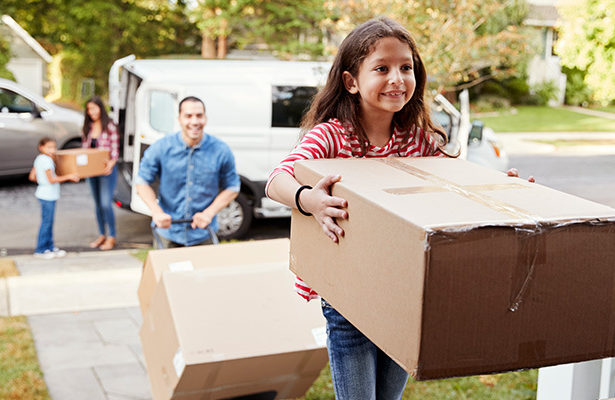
left=0, top=36, right=15, bottom=81
left=531, top=80, right=559, bottom=106
left=562, top=66, right=594, bottom=106
left=0, top=0, right=199, bottom=100
left=556, top=0, right=615, bottom=103
left=190, top=0, right=326, bottom=58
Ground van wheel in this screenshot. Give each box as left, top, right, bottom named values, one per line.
left=217, top=193, right=252, bottom=241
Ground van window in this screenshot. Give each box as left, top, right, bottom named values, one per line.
left=0, top=88, right=36, bottom=114
left=271, top=86, right=318, bottom=128
left=149, top=90, right=176, bottom=134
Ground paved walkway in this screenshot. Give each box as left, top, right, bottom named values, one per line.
left=563, top=106, right=615, bottom=120
left=1, top=250, right=151, bottom=400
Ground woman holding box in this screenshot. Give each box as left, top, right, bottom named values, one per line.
left=81, top=96, right=119, bottom=250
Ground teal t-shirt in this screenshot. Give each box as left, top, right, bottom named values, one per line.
left=34, top=154, right=60, bottom=201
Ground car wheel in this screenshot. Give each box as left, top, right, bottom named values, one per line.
left=216, top=192, right=252, bottom=241
left=62, top=139, right=82, bottom=149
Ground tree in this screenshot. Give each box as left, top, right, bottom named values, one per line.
left=0, top=36, right=16, bottom=80
left=189, top=0, right=327, bottom=59
left=0, top=0, right=199, bottom=99
left=555, top=0, right=615, bottom=104
left=322, top=0, right=533, bottom=94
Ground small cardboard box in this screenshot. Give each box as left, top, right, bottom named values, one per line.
left=55, top=148, right=109, bottom=178
left=140, top=262, right=328, bottom=400
left=138, top=239, right=290, bottom=317
left=290, top=157, right=615, bottom=380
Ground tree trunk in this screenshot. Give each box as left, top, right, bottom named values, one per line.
left=201, top=34, right=216, bottom=58
left=217, top=18, right=228, bottom=59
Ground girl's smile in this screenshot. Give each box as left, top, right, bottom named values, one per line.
left=343, top=37, right=416, bottom=119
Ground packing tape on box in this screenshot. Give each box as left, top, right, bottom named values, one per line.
left=380, top=158, right=549, bottom=313
left=379, top=158, right=542, bottom=224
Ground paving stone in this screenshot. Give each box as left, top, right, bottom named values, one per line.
left=44, top=367, right=106, bottom=400
left=95, top=362, right=152, bottom=399
left=126, top=306, right=143, bottom=326
left=94, top=318, right=140, bottom=346
left=129, top=343, right=147, bottom=370
left=28, top=314, right=100, bottom=346
left=36, top=341, right=138, bottom=372
left=75, top=308, right=133, bottom=321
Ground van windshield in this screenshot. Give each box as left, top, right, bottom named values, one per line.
left=272, top=86, right=318, bottom=128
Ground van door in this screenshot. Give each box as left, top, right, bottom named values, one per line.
left=130, top=84, right=180, bottom=215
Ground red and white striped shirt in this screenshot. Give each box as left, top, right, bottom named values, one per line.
left=266, top=118, right=444, bottom=301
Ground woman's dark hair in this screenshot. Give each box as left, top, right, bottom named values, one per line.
left=82, top=96, right=111, bottom=139
left=301, top=17, right=450, bottom=156
left=38, top=136, right=55, bottom=147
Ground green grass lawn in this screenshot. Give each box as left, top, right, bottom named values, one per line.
left=593, top=105, right=615, bottom=114
left=302, top=366, right=537, bottom=399
left=477, top=106, right=615, bottom=132
left=0, top=316, right=50, bottom=400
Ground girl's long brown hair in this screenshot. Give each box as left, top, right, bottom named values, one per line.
left=82, top=96, right=111, bottom=140
left=301, top=17, right=452, bottom=156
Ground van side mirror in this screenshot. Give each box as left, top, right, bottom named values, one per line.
left=468, top=120, right=483, bottom=144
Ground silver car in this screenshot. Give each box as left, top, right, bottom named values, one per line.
left=0, top=78, right=83, bottom=176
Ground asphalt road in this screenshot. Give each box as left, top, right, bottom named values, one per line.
left=1, top=149, right=614, bottom=256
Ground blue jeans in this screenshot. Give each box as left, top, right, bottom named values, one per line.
left=35, top=199, right=56, bottom=253
left=321, top=299, right=408, bottom=400
left=87, top=166, right=117, bottom=237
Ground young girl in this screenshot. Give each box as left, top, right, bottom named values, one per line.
left=266, top=18, right=455, bottom=399
left=31, top=137, right=79, bottom=259
left=82, top=96, right=120, bottom=251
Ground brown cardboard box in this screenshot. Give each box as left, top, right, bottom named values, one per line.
left=138, top=239, right=290, bottom=317
left=290, top=157, right=615, bottom=380
left=55, top=148, right=109, bottom=178
left=140, top=262, right=328, bottom=400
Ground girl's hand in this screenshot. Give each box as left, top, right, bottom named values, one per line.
left=507, top=168, right=535, bottom=183
left=69, top=173, right=80, bottom=183
left=299, top=175, right=348, bottom=243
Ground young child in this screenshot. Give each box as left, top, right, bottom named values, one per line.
left=31, top=137, right=79, bottom=259
left=266, top=17, right=456, bottom=399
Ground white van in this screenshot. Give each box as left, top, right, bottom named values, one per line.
left=109, top=56, right=508, bottom=240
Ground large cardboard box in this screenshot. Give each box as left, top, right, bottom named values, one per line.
left=140, top=261, right=328, bottom=400
left=290, top=157, right=615, bottom=380
left=55, top=148, right=109, bottom=178
left=138, top=239, right=290, bottom=317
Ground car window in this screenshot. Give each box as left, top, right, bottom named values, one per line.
left=149, top=90, right=176, bottom=134
left=272, top=86, right=318, bottom=128
left=0, top=88, right=36, bottom=114
left=431, top=109, right=452, bottom=136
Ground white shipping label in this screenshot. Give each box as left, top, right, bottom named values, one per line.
left=312, top=326, right=327, bottom=347
left=173, top=348, right=186, bottom=377
left=168, top=260, right=195, bottom=273
left=76, top=154, right=88, bottom=166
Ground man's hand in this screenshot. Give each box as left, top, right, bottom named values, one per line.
left=191, top=211, right=213, bottom=229
left=152, top=211, right=172, bottom=228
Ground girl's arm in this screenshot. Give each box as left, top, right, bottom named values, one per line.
left=268, top=172, right=348, bottom=243
left=28, top=167, right=37, bottom=182
left=45, top=169, right=79, bottom=184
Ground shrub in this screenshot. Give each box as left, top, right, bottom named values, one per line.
left=562, top=66, right=593, bottom=106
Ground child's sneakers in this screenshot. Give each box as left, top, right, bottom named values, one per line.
left=53, top=247, right=67, bottom=258
left=34, top=250, right=55, bottom=259
left=33, top=248, right=67, bottom=259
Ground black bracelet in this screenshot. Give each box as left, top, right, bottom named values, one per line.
left=295, top=185, right=313, bottom=216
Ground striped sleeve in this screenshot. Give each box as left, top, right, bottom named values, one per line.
left=265, top=122, right=344, bottom=197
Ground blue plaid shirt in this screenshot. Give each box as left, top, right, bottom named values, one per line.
left=136, top=132, right=240, bottom=245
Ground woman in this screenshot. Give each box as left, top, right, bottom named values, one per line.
left=82, top=96, right=119, bottom=250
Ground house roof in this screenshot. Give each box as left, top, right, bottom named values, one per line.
left=525, top=4, right=560, bottom=27
left=1, top=15, right=52, bottom=62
